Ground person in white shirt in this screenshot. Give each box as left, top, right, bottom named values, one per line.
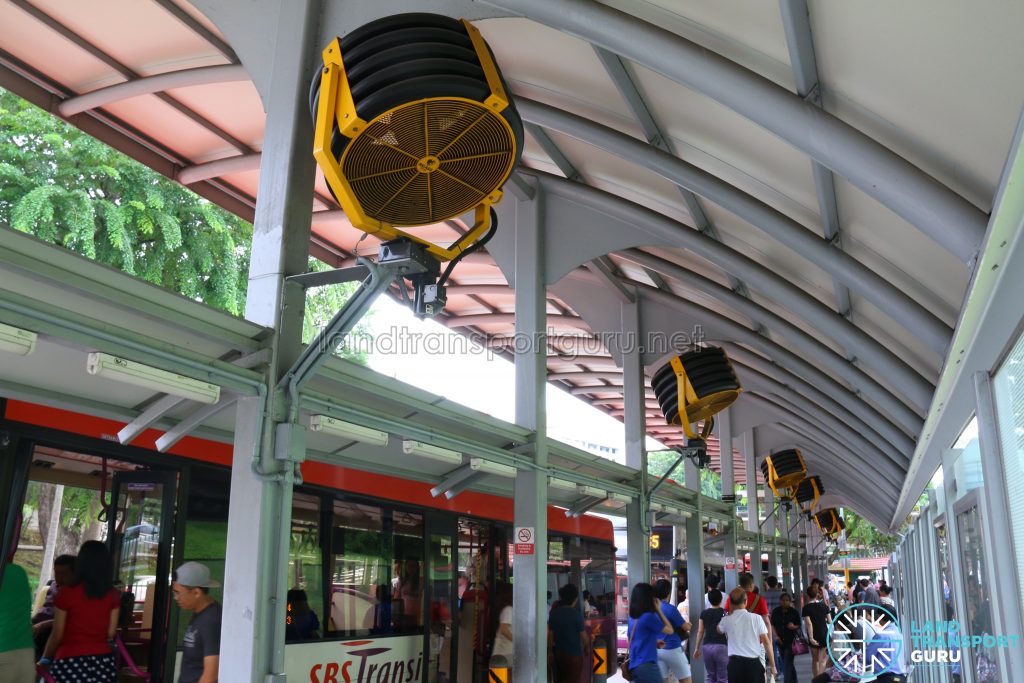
left=718, top=587, right=776, bottom=682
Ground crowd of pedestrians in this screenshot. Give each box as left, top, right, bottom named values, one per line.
left=616, top=572, right=900, bottom=683
left=2, top=542, right=223, bottom=683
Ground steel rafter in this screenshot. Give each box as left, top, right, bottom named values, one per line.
left=777, top=0, right=854, bottom=322
left=487, top=0, right=987, bottom=262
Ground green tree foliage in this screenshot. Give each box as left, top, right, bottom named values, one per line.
left=646, top=449, right=723, bottom=499
left=842, top=509, right=899, bottom=556
left=0, top=87, right=367, bottom=356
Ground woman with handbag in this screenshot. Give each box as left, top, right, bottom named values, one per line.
left=623, top=583, right=674, bottom=683
left=770, top=592, right=803, bottom=683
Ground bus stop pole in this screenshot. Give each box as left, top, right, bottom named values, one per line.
left=220, top=2, right=320, bottom=680
left=511, top=190, right=549, bottom=683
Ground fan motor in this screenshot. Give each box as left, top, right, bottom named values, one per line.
left=311, top=13, right=524, bottom=260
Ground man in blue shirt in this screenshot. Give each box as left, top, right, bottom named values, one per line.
left=548, top=583, right=588, bottom=683
left=654, top=579, right=692, bottom=683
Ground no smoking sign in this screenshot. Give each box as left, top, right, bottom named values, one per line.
left=514, top=526, right=535, bottom=555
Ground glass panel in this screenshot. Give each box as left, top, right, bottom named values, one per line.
left=287, top=492, right=323, bottom=641
left=993, top=330, right=1024, bottom=598
left=428, top=532, right=454, bottom=683
left=329, top=500, right=424, bottom=637
left=111, top=480, right=165, bottom=642
left=934, top=521, right=963, bottom=679
left=957, top=503, right=999, bottom=682
left=952, top=417, right=984, bottom=500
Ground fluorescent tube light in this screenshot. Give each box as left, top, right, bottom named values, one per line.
left=402, top=440, right=463, bottom=465
left=0, top=323, right=37, bottom=356
left=310, top=415, right=388, bottom=446
left=577, top=485, right=605, bottom=499
left=607, top=492, right=632, bottom=504
left=86, top=352, right=220, bottom=404
left=470, top=458, right=517, bottom=478
left=548, top=477, right=579, bottom=493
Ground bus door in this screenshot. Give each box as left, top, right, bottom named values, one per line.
left=425, top=512, right=457, bottom=683
left=107, top=469, right=177, bottom=681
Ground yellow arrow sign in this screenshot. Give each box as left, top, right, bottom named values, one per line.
left=593, top=647, right=607, bottom=674
left=488, top=667, right=508, bottom=683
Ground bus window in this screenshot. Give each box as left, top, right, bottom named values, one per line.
left=329, top=501, right=424, bottom=637
left=287, top=492, right=322, bottom=641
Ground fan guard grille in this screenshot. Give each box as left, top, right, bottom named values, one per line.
left=341, top=98, right=516, bottom=226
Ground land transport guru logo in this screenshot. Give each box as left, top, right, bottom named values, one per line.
left=826, top=604, right=903, bottom=679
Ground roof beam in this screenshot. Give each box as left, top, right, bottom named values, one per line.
left=178, top=153, right=263, bottom=185
left=517, top=99, right=952, bottom=355
left=593, top=45, right=762, bottom=315
left=617, top=249, right=934, bottom=412
left=534, top=173, right=933, bottom=421
left=10, top=0, right=252, bottom=154
left=635, top=281, right=922, bottom=438
left=777, top=0, right=853, bottom=321
left=58, top=64, right=249, bottom=117
left=488, top=0, right=987, bottom=262
left=0, top=53, right=256, bottom=222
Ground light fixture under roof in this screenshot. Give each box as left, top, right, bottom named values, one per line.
left=310, top=415, right=388, bottom=446
left=0, top=322, right=37, bottom=356
left=86, top=352, right=220, bottom=404
left=402, top=439, right=463, bottom=465
left=470, top=458, right=517, bottom=478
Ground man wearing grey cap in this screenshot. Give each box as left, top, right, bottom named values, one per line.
left=172, top=562, right=221, bottom=683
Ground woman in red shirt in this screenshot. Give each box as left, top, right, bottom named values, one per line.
left=39, top=540, right=121, bottom=682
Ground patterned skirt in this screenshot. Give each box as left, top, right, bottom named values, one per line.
left=51, top=653, right=116, bottom=682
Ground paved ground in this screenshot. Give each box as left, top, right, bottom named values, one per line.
left=607, top=653, right=816, bottom=682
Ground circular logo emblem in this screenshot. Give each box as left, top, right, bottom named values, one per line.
left=827, top=603, right=902, bottom=679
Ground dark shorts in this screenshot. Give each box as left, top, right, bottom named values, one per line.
left=727, top=654, right=765, bottom=683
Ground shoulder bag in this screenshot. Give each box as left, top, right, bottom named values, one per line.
left=621, top=620, right=634, bottom=681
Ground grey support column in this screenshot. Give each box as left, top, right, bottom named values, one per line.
left=685, top=475, right=705, bottom=682
left=623, top=301, right=650, bottom=590
left=765, top=484, right=777, bottom=579
left=742, top=429, right=762, bottom=587
left=781, top=506, right=793, bottom=595
left=512, top=193, right=548, bottom=681
left=974, top=371, right=1024, bottom=674
left=219, top=1, right=319, bottom=679
left=719, top=410, right=738, bottom=592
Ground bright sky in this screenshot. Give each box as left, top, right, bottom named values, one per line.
left=363, top=296, right=663, bottom=464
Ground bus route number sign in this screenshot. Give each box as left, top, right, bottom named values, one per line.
left=514, top=527, right=535, bottom=555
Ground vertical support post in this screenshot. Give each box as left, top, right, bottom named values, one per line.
left=780, top=506, right=792, bottom=595
left=742, top=429, right=762, bottom=587
left=685, top=490, right=705, bottom=682
left=719, top=410, right=738, bottom=592
left=623, top=301, right=650, bottom=589
left=512, top=193, right=548, bottom=681
left=765, top=484, right=777, bottom=580
left=220, top=2, right=319, bottom=679
left=974, top=371, right=1024, bottom=674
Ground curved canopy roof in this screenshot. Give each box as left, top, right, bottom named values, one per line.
left=2, top=0, right=1022, bottom=529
